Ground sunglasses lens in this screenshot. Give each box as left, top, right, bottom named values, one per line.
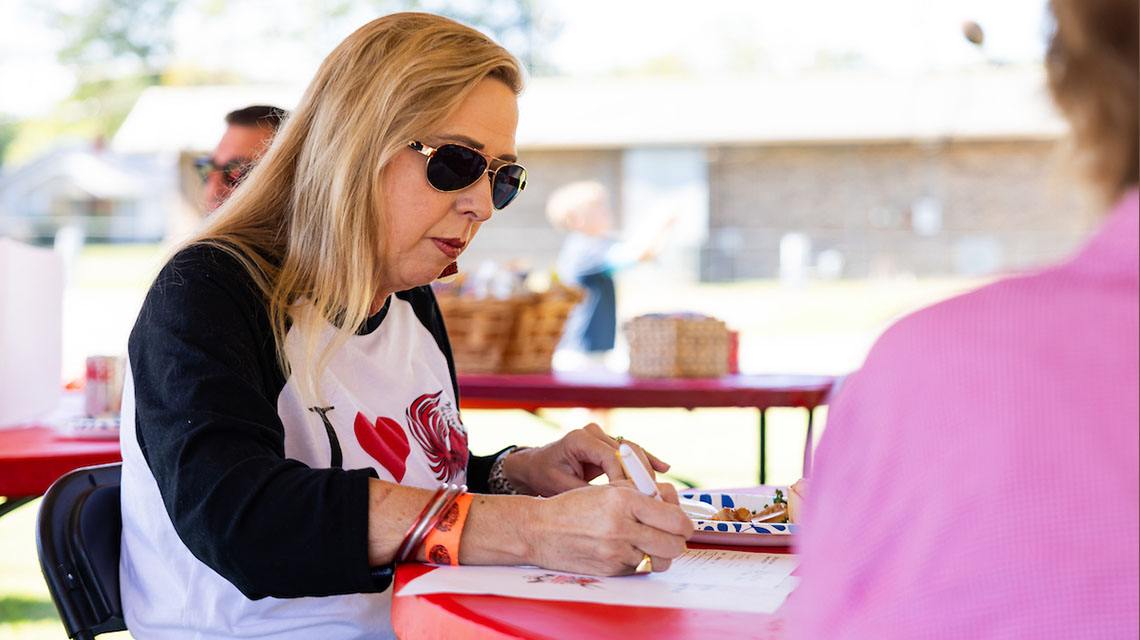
left=193, top=157, right=213, bottom=182
left=194, top=157, right=250, bottom=188
left=222, top=162, right=249, bottom=188
left=426, top=144, right=487, bottom=191
left=491, top=165, right=526, bottom=210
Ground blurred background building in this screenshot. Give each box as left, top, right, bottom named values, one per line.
left=0, top=0, right=1092, bottom=382
left=2, top=0, right=1083, bottom=283
left=0, top=143, right=170, bottom=244
left=97, top=65, right=1088, bottom=284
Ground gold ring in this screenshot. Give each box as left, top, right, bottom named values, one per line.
left=615, top=436, right=624, bottom=445
left=634, top=554, right=653, bottom=574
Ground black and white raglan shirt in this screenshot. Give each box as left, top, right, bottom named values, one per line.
left=119, top=244, right=505, bottom=639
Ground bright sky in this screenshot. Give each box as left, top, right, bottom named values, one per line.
left=545, top=0, right=1049, bottom=75
left=0, top=0, right=1050, bottom=119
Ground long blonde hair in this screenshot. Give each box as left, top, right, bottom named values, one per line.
left=192, top=12, right=523, bottom=403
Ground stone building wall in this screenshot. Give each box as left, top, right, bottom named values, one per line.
left=703, top=139, right=1099, bottom=280
left=456, top=139, right=1100, bottom=281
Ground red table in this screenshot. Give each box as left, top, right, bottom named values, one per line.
left=392, top=486, right=794, bottom=640
left=0, top=372, right=833, bottom=515
left=458, top=371, right=835, bottom=483
left=0, top=426, right=121, bottom=517
left=393, top=545, right=791, bottom=640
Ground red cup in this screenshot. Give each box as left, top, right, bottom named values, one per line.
left=85, top=355, right=124, bottom=418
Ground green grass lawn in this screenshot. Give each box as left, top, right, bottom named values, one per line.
left=1, top=243, right=984, bottom=637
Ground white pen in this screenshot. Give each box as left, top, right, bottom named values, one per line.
left=617, top=443, right=660, bottom=500
left=617, top=442, right=665, bottom=575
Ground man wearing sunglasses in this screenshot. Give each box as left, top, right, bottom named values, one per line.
left=194, top=105, right=288, bottom=214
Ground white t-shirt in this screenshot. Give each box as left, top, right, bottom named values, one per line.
left=119, top=244, right=500, bottom=639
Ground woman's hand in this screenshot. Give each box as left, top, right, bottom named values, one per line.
left=502, top=423, right=669, bottom=497
left=521, top=483, right=693, bottom=575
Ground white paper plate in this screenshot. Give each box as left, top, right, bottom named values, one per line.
left=681, top=491, right=798, bottom=547
left=59, top=416, right=121, bottom=440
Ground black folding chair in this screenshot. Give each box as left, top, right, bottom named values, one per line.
left=36, top=463, right=127, bottom=640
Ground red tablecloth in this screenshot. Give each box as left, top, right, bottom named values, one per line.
left=458, top=371, right=834, bottom=411
left=0, top=426, right=121, bottom=498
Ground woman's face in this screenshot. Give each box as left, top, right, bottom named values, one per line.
left=376, top=77, right=519, bottom=301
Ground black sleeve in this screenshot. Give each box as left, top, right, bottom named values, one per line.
left=129, top=245, right=382, bottom=600
left=397, top=285, right=515, bottom=493
left=466, top=447, right=513, bottom=494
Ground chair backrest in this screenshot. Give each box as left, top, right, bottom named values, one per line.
left=36, top=463, right=126, bottom=640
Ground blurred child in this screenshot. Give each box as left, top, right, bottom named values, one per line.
left=546, top=181, right=673, bottom=370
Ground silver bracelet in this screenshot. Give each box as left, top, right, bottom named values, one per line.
left=489, top=446, right=529, bottom=495
left=396, top=483, right=466, bottom=563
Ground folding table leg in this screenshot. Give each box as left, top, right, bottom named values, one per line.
left=802, top=407, right=815, bottom=478
left=758, top=409, right=767, bottom=485
left=0, top=496, right=34, bottom=519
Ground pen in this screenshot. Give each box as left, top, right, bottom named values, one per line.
left=617, top=443, right=660, bottom=500
left=616, top=442, right=661, bottom=575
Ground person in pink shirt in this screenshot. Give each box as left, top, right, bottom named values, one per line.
left=789, top=0, right=1138, bottom=637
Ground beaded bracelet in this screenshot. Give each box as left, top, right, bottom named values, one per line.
left=395, top=483, right=467, bottom=563
left=489, top=446, right=530, bottom=495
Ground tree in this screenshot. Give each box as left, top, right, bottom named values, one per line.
left=0, top=118, right=18, bottom=167
left=3, top=0, right=561, bottom=164
left=410, top=0, right=561, bottom=74
left=53, top=0, right=180, bottom=74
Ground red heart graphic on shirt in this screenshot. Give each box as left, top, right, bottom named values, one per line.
left=354, top=412, right=410, bottom=482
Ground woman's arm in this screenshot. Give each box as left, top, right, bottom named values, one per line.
left=366, top=478, right=692, bottom=574
left=365, top=423, right=688, bottom=574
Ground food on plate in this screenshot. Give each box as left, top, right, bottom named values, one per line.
left=711, top=507, right=753, bottom=521
left=706, top=489, right=792, bottom=523
left=751, top=502, right=788, bottom=523
left=683, top=486, right=806, bottom=530
left=787, top=478, right=808, bottom=524
left=751, top=488, right=788, bottom=523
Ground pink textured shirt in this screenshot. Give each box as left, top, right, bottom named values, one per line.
left=788, top=189, right=1139, bottom=639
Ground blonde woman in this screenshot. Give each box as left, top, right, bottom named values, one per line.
left=119, top=13, right=691, bottom=639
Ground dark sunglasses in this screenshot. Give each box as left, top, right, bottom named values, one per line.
left=408, top=140, right=527, bottom=210
left=193, top=156, right=253, bottom=189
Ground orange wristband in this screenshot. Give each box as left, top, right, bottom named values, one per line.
left=422, top=493, right=473, bottom=566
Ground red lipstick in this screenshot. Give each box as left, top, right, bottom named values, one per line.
left=432, top=237, right=465, bottom=259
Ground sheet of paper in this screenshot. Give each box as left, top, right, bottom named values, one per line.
left=398, top=549, right=799, bottom=614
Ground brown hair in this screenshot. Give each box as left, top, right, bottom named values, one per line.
left=1046, top=0, right=1139, bottom=203
left=225, top=105, right=288, bottom=131
left=191, top=13, right=523, bottom=403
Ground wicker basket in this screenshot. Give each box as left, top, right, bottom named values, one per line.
left=502, top=285, right=583, bottom=374
left=436, top=285, right=582, bottom=374
left=436, top=295, right=520, bottom=374
left=625, top=313, right=729, bottom=378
